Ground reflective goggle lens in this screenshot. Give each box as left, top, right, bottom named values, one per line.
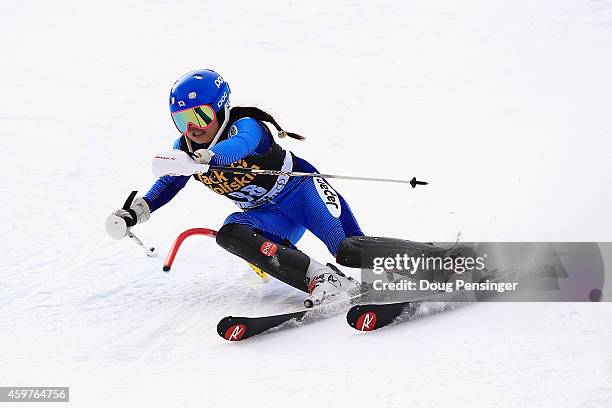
left=171, top=104, right=216, bottom=133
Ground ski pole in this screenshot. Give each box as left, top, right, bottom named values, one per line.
left=153, top=150, right=429, bottom=187
left=123, top=191, right=157, bottom=257
left=128, top=231, right=157, bottom=257
left=207, top=166, right=429, bottom=187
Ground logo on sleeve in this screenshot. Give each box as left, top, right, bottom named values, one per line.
left=314, top=177, right=341, bottom=218
left=228, top=125, right=238, bottom=138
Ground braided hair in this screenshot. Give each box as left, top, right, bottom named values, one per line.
left=225, top=106, right=305, bottom=140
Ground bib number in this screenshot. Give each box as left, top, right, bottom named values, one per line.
left=228, top=185, right=268, bottom=202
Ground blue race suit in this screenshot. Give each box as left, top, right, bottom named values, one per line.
left=143, top=116, right=363, bottom=255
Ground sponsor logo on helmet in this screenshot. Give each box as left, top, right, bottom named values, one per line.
left=314, top=177, right=341, bottom=218
left=171, top=97, right=175, bottom=104
left=217, top=91, right=228, bottom=109
left=188, top=92, right=196, bottom=99
left=228, top=125, right=238, bottom=138
left=224, top=324, right=246, bottom=341
left=356, top=312, right=377, bottom=331
left=260, top=241, right=278, bottom=257
left=214, top=75, right=224, bottom=88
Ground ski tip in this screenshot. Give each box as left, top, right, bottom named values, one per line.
left=217, top=317, right=248, bottom=342
left=347, top=305, right=379, bottom=332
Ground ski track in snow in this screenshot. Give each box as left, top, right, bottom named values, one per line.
left=1, top=0, right=612, bottom=406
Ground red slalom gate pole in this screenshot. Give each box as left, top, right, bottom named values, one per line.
left=163, top=228, right=218, bottom=272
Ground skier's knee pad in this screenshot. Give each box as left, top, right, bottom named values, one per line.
left=336, top=235, right=447, bottom=268
left=217, top=223, right=310, bottom=292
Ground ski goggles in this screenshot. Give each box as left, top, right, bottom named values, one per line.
left=171, top=104, right=216, bottom=134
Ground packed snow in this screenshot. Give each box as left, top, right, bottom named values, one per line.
left=1, top=0, right=611, bottom=406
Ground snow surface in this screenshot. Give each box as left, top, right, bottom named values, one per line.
left=1, top=0, right=612, bottom=406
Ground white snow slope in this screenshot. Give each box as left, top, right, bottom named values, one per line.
left=1, top=0, right=612, bottom=407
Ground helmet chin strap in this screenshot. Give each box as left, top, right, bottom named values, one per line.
left=207, top=104, right=231, bottom=149
left=183, top=134, right=194, bottom=153
left=182, top=104, right=231, bottom=153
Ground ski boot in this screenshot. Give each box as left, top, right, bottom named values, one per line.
left=304, top=261, right=359, bottom=308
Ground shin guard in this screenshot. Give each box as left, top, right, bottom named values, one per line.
left=216, top=224, right=310, bottom=292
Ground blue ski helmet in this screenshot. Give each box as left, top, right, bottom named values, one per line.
left=169, top=69, right=231, bottom=134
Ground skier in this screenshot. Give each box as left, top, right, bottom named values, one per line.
left=105, top=69, right=444, bottom=307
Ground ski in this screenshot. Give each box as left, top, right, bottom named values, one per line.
left=217, top=285, right=375, bottom=341
left=346, top=291, right=471, bottom=332
left=347, top=265, right=522, bottom=332
left=217, top=310, right=309, bottom=341
left=217, top=304, right=344, bottom=341
left=346, top=300, right=424, bottom=332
